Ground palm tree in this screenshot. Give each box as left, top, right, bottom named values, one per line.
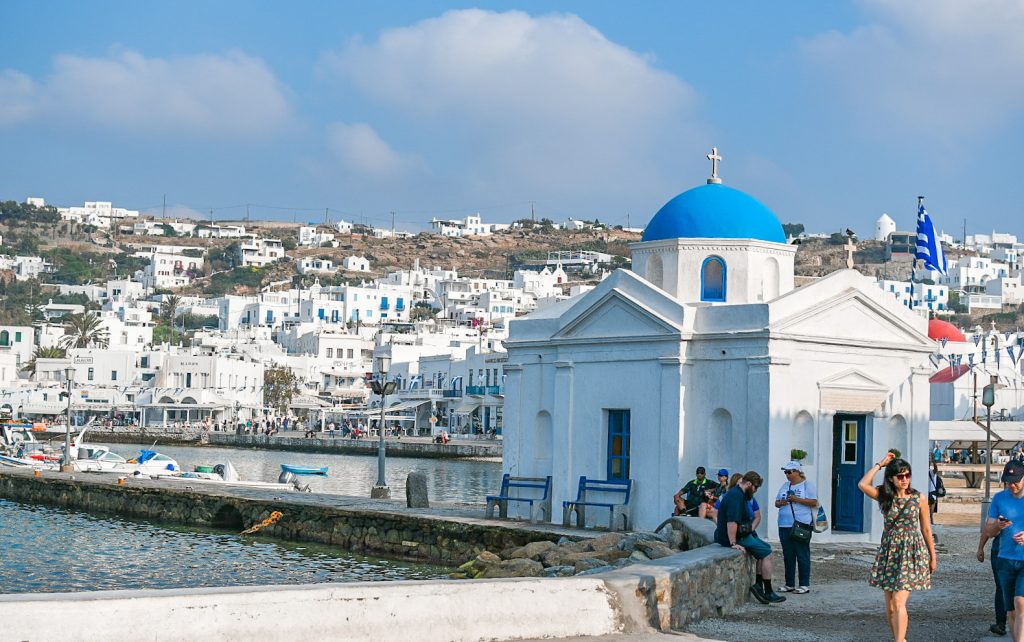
left=23, top=345, right=66, bottom=377
left=59, top=311, right=109, bottom=349
left=160, top=295, right=181, bottom=327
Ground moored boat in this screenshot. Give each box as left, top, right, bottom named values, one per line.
left=280, top=464, right=328, bottom=476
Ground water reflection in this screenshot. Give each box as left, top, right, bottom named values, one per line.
left=97, top=442, right=503, bottom=503
left=0, top=499, right=447, bottom=594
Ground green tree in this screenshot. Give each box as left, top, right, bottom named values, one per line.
left=60, top=311, right=109, bottom=349
left=282, top=237, right=297, bottom=251
left=160, top=224, right=178, bottom=237
left=410, top=301, right=437, bottom=322
left=782, top=223, right=805, bottom=238
left=23, top=346, right=67, bottom=377
left=264, top=365, right=299, bottom=414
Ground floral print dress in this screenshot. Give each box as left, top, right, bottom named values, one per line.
left=869, top=493, right=932, bottom=591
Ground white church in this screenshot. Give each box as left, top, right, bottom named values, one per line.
left=502, top=151, right=935, bottom=543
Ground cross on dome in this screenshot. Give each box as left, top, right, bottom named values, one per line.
left=707, top=147, right=723, bottom=185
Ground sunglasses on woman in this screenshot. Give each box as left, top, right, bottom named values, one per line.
left=893, top=472, right=911, bottom=480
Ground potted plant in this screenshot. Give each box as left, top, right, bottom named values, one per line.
left=887, top=448, right=901, bottom=459
left=790, top=449, right=808, bottom=462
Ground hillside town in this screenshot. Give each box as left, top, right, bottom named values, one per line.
left=0, top=195, right=1021, bottom=444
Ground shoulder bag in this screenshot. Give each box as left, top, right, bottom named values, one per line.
left=788, top=483, right=813, bottom=543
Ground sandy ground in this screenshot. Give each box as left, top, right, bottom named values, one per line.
left=684, top=501, right=999, bottom=642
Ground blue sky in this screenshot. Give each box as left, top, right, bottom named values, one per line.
left=1, top=1, right=1021, bottom=237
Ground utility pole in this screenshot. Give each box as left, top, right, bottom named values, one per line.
left=246, top=204, right=251, bottom=223
left=325, top=208, right=329, bottom=226
left=530, top=201, right=535, bottom=224
left=391, top=211, right=396, bottom=238
left=162, top=194, right=166, bottom=219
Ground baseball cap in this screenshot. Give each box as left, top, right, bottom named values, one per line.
left=781, top=460, right=804, bottom=473
left=1002, top=460, right=1024, bottom=483
left=717, top=468, right=729, bottom=477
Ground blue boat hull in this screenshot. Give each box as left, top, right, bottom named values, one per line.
left=280, top=464, right=328, bottom=476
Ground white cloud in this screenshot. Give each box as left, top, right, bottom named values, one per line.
left=800, top=0, right=1024, bottom=140
left=0, top=49, right=290, bottom=137
left=0, top=69, right=37, bottom=126
left=321, top=9, right=699, bottom=204
left=326, top=122, right=414, bottom=177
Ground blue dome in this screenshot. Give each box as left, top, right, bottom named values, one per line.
left=641, top=183, right=786, bottom=243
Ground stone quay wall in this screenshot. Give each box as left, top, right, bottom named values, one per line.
left=0, top=471, right=754, bottom=636
left=0, top=469, right=556, bottom=565
left=207, top=433, right=501, bottom=459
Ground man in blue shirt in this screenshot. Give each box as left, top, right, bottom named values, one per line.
left=987, top=460, right=1024, bottom=641
left=716, top=470, right=785, bottom=605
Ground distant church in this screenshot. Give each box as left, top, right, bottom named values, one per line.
left=502, top=150, right=934, bottom=542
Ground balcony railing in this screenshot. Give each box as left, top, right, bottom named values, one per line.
left=443, top=389, right=462, bottom=398
left=466, top=385, right=502, bottom=396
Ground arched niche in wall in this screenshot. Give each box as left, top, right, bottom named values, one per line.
left=534, top=410, right=553, bottom=462
left=646, top=253, right=664, bottom=290
left=762, top=256, right=780, bottom=301
left=709, top=408, right=733, bottom=469
left=888, top=414, right=908, bottom=457
left=792, top=410, right=815, bottom=464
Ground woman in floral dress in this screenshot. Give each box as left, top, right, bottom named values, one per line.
left=858, top=451, right=937, bottom=642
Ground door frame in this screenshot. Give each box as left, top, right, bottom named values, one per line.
left=831, top=413, right=867, bottom=532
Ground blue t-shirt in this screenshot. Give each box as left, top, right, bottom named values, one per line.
left=989, top=489, right=1024, bottom=561
left=715, top=485, right=753, bottom=547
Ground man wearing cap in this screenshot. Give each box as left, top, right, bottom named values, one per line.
left=774, top=460, right=818, bottom=594
left=987, top=460, right=1024, bottom=642
left=716, top=470, right=785, bottom=604
left=674, top=466, right=713, bottom=517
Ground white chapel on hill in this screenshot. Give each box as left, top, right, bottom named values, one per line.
left=502, top=150, right=935, bottom=542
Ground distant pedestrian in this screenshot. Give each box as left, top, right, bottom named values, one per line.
left=979, top=482, right=1009, bottom=637
left=858, top=452, right=936, bottom=642
left=774, top=461, right=817, bottom=594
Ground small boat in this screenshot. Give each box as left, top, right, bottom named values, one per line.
left=280, top=464, right=328, bottom=476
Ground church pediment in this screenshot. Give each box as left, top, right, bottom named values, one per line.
left=818, top=368, right=889, bottom=392
left=771, top=289, right=932, bottom=349
left=554, top=289, right=681, bottom=341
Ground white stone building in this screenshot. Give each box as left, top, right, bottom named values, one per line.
left=875, top=213, right=896, bottom=242
left=502, top=166, right=934, bottom=543
left=58, top=201, right=139, bottom=229
left=237, top=238, right=285, bottom=267
left=14, top=256, right=55, bottom=281
left=342, top=256, right=371, bottom=273
left=298, top=226, right=337, bottom=247
left=876, top=279, right=950, bottom=314
left=430, top=214, right=510, bottom=237
left=298, top=258, right=338, bottom=275
left=136, top=250, right=204, bottom=290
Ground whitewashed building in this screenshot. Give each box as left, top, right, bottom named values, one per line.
left=502, top=164, right=934, bottom=542
left=58, top=201, right=139, bottom=229
left=430, top=214, right=510, bottom=237
left=298, top=226, right=337, bottom=247
left=342, top=256, right=371, bottom=273
left=237, top=238, right=285, bottom=267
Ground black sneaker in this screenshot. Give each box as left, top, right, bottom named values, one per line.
left=749, top=583, right=770, bottom=604
left=991, top=623, right=1007, bottom=636
left=766, top=591, right=787, bottom=604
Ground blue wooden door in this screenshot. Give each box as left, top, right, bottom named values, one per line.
left=832, top=414, right=866, bottom=532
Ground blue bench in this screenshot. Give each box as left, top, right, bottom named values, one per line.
left=562, top=476, right=633, bottom=531
left=486, top=474, right=552, bottom=523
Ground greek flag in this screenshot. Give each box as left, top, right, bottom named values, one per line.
left=915, top=203, right=947, bottom=275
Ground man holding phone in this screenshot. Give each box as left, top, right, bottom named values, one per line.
left=986, top=460, right=1024, bottom=641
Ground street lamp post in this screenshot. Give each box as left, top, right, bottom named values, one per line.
left=370, top=354, right=396, bottom=499
left=62, top=366, right=76, bottom=473
left=981, top=376, right=1003, bottom=527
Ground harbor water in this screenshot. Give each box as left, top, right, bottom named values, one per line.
left=94, top=441, right=504, bottom=502
left=0, top=498, right=448, bottom=594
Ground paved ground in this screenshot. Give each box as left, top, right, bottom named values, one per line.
left=683, top=502, right=997, bottom=642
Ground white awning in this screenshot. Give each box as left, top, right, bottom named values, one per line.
left=452, top=401, right=480, bottom=414
left=931, top=420, right=1024, bottom=450
left=383, top=399, right=430, bottom=414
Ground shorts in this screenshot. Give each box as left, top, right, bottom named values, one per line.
left=738, top=534, right=772, bottom=560
left=996, top=557, right=1024, bottom=612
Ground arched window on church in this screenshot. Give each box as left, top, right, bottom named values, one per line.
left=701, top=256, right=726, bottom=302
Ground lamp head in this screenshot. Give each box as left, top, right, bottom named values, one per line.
left=376, top=354, right=391, bottom=376
left=64, top=366, right=76, bottom=382
left=983, top=384, right=996, bottom=408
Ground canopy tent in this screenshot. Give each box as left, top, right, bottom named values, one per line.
left=289, top=395, right=334, bottom=410
left=929, top=364, right=972, bottom=384
left=930, top=420, right=1024, bottom=450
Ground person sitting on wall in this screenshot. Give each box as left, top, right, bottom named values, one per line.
left=674, top=467, right=714, bottom=517
left=700, top=468, right=731, bottom=520
left=716, top=470, right=785, bottom=604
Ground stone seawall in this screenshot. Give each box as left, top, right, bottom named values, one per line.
left=0, top=470, right=754, bottom=637
left=207, top=433, right=502, bottom=459
left=0, top=469, right=554, bottom=565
